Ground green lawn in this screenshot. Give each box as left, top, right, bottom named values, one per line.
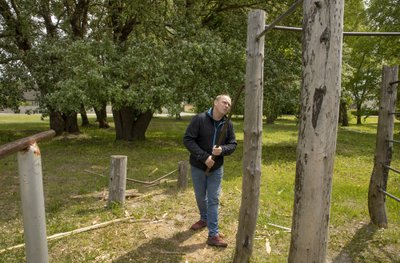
left=0, top=114, right=399, bottom=262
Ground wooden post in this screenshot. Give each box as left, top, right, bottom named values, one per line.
left=17, top=143, right=49, bottom=263
left=368, top=65, right=398, bottom=228
left=233, top=9, right=265, bottom=263
left=108, top=155, right=127, bottom=208
left=177, top=161, right=188, bottom=190
left=288, top=0, right=344, bottom=262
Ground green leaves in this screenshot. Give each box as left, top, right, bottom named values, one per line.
left=367, top=0, right=400, bottom=65
left=1, top=0, right=395, bottom=127
left=340, top=0, right=398, bottom=124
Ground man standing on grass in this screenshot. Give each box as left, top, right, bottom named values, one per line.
left=183, top=94, right=237, bottom=247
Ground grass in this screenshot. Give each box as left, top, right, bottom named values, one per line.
left=0, top=113, right=399, bottom=262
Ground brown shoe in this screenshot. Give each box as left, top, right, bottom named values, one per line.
left=190, top=220, right=207, bottom=230
left=207, top=234, right=228, bottom=247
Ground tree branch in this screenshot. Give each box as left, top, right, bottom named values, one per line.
left=9, top=0, right=19, bottom=17
left=0, top=0, right=31, bottom=51
left=201, top=1, right=265, bottom=26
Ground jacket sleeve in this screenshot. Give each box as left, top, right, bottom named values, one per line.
left=183, top=115, right=209, bottom=163
left=221, top=121, right=237, bottom=156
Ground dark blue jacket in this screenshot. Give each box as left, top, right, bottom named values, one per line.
left=183, top=108, right=237, bottom=171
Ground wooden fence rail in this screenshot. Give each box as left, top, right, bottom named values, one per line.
left=0, top=130, right=56, bottom=159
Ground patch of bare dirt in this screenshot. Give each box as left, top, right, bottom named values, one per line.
left=115, top=188, right=236, bottom=263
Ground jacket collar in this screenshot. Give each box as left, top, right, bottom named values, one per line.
left=207, top=107, right=226, bottom=122
left=207, top=107, right=213, bottom=118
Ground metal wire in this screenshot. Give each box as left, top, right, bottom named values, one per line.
left=344, top=32, right=400, bottom=36
left=386, top=139, right=400, bottom=144
left=256, top=0, right=303, bottom=40
left=379, top=188, right=400, bottom=203
left=382, top=164, right=400, bottom=174
left=264, top=25, right=400, bottom=37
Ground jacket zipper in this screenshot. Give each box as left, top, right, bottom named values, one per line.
left=212, top=120, right=225, bottom=147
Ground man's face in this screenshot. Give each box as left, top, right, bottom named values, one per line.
left=214, top=96, right=232, bottom=115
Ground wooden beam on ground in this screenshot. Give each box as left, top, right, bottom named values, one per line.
left=0, top=217, right=152, bottom=254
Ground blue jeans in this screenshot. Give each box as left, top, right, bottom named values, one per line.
left=191, top=165, right=223, bottom=237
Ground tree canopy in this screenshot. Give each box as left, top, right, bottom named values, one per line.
left=0, top=0, right=398, bottom=138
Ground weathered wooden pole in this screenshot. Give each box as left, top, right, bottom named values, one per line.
left=368, top=65, right=398, bottom=228
left=288, top=0, right=344, bottom=262
left=17, top=143, right=49, bottom=263
left=108, top=155, right=127, bottom=208
left=233, top=9, right=265, bottom=263
left=177, top=161, right=188, bottom=190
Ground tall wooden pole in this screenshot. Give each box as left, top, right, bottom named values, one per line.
left=289, top=0, right=344, bottom=262
left=368, top=65, right=398, bottom=228
left=233, top=9, right=265, bottom=263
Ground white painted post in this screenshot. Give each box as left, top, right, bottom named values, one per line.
left=108, top=155, right=127, bottom=207
left=17, top=143, right=49, bottom=263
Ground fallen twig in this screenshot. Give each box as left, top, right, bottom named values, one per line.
left=267, top=223, right=291, bottom=232
left=125, top=191, right=142, bottom=198
left=143, top=178, right=178, bottom=188
left=127, top=169, right=177, bottom=185
left=160, top=251, right=187, bottom=255
left=147, top=168, right=158, bottom=177
left=84, top=168, right=177, bottom=186
left=133, top=189, right=165, bottom=201
left=0, top=217, right=152, bottom=254
left=71, top=189, right=141, bottom=200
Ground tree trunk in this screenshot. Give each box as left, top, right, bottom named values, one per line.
left=233, top=9, right=265, bottom=263
left=132, top=109, right=153, bottom=140
left=95, top=104, right=110, bottom=128
left=368, top=65, right=398, bottom=228
left=356, top=103, right=362, bottom=124
left=266, top=112, right=277, bottom=124
left=49, top=111, right=65, bottom=135
left=113, top=106, right=134, bottom=140
left=112, top=106, right=153, bottom=141
left=80, top=104, right=90, bottom=126
left=288, top=1, right=344, bottom=262
left=339, top=100, right=349, bottom=126
left=62, top=113, right=80, bottom=133
left=49, top=111, right=80, bottom=135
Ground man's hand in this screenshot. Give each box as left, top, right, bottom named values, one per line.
left=205, top=155, right=215, bottom=168
left=212, top=146, right=222, bottom=156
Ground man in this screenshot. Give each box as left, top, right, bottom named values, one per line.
left=183, top=94, right=237, bottom=247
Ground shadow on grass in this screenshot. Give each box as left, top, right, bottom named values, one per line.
left=0, top=129, right=48, bottom=143
left=263, top=142, right=297, bottom=164
left=74, top=206, right=108, bottom=216
left=113, top=229, right=207, bottom=263
left=332, top=223, right=377, bottom=263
